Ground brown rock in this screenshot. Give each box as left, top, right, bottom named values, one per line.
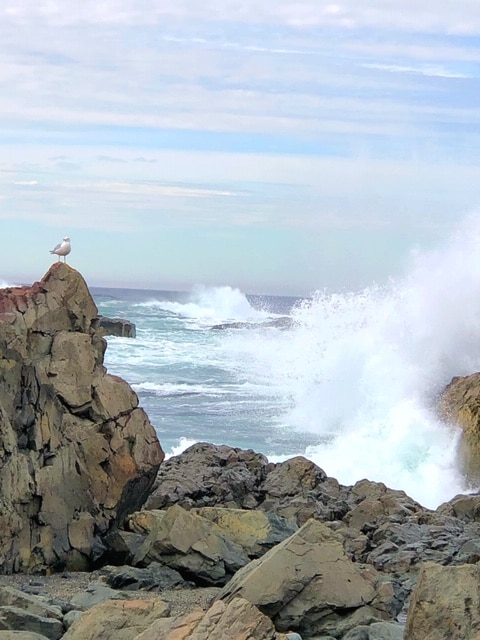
left=62, top=598, right=170, bottom=640
left=134, top=598, right=290, bottom=640
left=219, top=518, right=397, bottom=638
left=133, top=504, right=249, bottom=585
left=405, top=561, right=480, bottom=639
left=439, top=373, right=480, bottom=483
left=0, top=264, right=164, bottom=573
left=195, top=507, right=297, bottom=557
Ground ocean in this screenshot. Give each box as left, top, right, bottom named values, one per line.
left=90, top=224, right=480, bottom=510
left=3, top=224, right=480, bottom=510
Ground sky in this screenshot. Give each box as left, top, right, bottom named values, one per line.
left=1, top=1, right=480, bottom=296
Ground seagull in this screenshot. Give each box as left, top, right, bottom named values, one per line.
left=50, top=237, right=71, bottom=262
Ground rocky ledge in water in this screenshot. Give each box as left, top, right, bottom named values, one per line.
left=210, top=317, right=293, bottom=330
left=93, top=316, right=137, bottom=338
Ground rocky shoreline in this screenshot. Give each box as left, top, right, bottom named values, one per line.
left=2, top=264, right=480, bottom=639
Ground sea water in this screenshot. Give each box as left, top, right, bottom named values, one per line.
left=91, top=221, right=480, bottom=509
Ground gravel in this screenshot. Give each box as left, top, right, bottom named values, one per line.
left=0, top=571, right=221, bottom=617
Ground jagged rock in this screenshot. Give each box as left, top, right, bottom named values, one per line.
left=405, top=561, right=480, bottom=639
left=344, top=481, right=424, bottom=530
left=219, top=518, right=398, bottom=638
left=144, top=443, right=349, bottom=524
left=133, top=597, right=292, bottom=640
left=364, top=514, right=480, bottom=577
left=439, top=372, right=480, bottom=483
left=133, top=504, right=249, bottom=586
left=144, top=443, right=272, bottom=511
left=61, top=598, right=170, bottom=640
left=437, top=492, right=480, bottom=521
left=103, top=530, right=146, bottom=565
left=94, top=316, right=136, bottom=339
left=0, top=264, right=164, bottom=573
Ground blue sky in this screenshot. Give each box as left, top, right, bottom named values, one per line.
left=1, top=1, right=480, bottom=296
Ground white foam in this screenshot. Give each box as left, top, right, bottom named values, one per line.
left=164, top=437, right=198, bottom=459
left=217, top=215, right=480, bottom=507
left=136, top=285, right=274, bottom=326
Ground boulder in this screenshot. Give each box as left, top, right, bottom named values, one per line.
left=439, top=373, right=480, bottom=482
left=0, top=587, right=63, bottom=621
left=94, top=316, right=136, bottom=339
left=102, top=563, right=191, bottom=591
left=343, top=621, right=404, bottom=639
left=61, top=598, right=170, bottom=640
left=195, top=507, right=297, bottom=557
left=133, top=504, right=249, bottom=586
left=133, top=597, right=291, bottom=640
left=219, top=518, right=398, bottom=638
left=405, top=561, right=480, bottom=639
left=437, top=493, right=480, bottom=521
left=0, top=607, right=63, bottom=640
left=0, top=264, right=164, bottom=573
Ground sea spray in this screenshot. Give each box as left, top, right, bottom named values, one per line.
left=238, top=223, right=480, bottom=507
left=96, top=220, right=480, bottom=508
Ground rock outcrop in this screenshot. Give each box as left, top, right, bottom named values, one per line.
left=0, top=263, right=164, bottom=573
left=440, top=372, right=480, bottom=483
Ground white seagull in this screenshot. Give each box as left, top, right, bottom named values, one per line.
left=50, top=237, right=71, bottom=262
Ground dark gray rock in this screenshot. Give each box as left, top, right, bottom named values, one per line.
left=343, top=621, right=404, bottom=639
left=210, top=317, right=293, bottom=330
left=0, top=607, right=63, bottom=640
left=69, top=584, right=127, bottom=611
left=94, top=315, right=136, bottom=338
left=102, top=563, right=192, bottom=591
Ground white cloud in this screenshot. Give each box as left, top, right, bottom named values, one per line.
left=361, top=63, right=472, bottom=79
left=3, top=1, right=480, bottom=34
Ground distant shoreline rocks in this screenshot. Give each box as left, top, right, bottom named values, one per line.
left=94, top=315, right=137, bottom=338
left=210, top=316, right=293, bottom=330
